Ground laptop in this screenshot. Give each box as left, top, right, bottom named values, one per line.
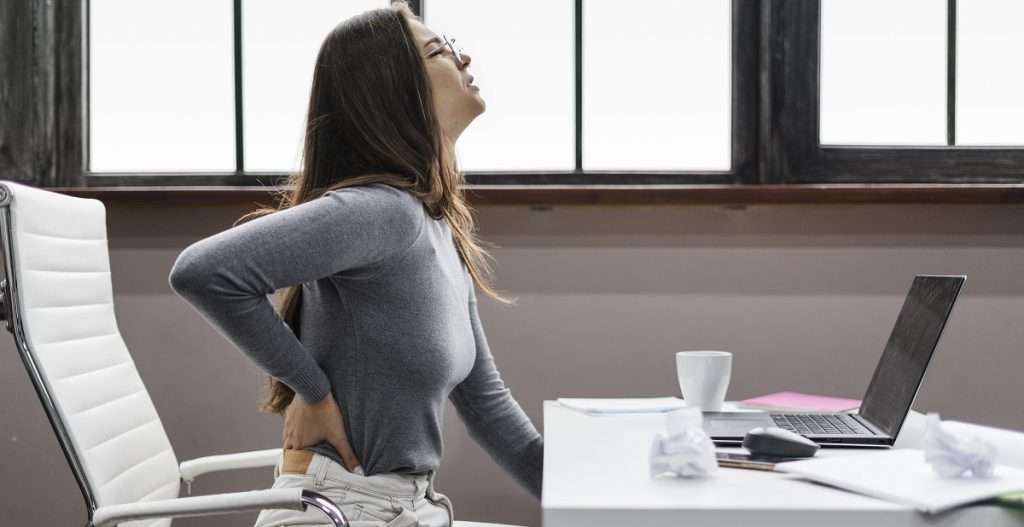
left=704, top=274, right=965, bottom=448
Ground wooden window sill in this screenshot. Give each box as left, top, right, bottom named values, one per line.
left=46, top=183, right=1024, bottom=206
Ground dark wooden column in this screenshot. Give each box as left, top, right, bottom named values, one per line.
left=0, top=0, right=84, bottom=187
left=53, top=0, right=86, bottom=187
left=0, top=1, right=38, bottom=184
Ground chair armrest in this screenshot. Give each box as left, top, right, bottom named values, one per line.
left=179, top=448, right=281, bottom=484
left=91, top=488, right=348, bottom=527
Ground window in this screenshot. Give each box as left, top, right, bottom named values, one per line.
left=820, top=0, right=947, bottom=146
left=242, top=0, right=385, bottom=173
left=956, top=0, right=1024, bottom=145
left=424, top=0, right=575, bottom=172
left=583, top=0, right=731, bottom=171
left=769, top=0, right=1024, bottom=183
left=89, top=0, right=235, bottom=172
left=36, top=0, right=1023, bottom=189
left=820, top=0, right=1024, bottom=148
left=78, top=0, right=758, bottom=186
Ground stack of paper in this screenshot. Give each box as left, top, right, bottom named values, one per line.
left=777, top=449, right=1024, bottom=514
left=738, top=391, right=861, bottom=412
left=556, top=397, right=688, bottom=415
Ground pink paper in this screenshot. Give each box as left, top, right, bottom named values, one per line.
left=739, top=391, right=861, bottom=412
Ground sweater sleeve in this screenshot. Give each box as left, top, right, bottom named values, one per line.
left=449, top=284, right=544, bottom=500
left=168, top=184, right=423, bottom=404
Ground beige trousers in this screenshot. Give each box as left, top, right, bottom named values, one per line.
left=253, top=449, right=454, bottom=527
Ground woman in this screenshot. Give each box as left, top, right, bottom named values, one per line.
left=167, top=2, right=543, bottom=526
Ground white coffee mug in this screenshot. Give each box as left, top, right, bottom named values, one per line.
left=676, top=351, right=732, bottom=412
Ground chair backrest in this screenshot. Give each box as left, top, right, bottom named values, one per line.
left=0, top=181, right=180, bottom=525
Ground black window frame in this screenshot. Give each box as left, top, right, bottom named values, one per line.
left=45, top=0, right=759, bottom=187
left=766, top=0, right=1024, bottom=184
left=11, top=0, right=1024, bottom=191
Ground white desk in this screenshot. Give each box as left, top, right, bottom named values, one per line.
left=541, top=400, right=1024, bottom=527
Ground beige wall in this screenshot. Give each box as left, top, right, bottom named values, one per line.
left=2, top=200, right=1023, bottom=526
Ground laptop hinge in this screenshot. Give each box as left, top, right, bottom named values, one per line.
left=852, top=413, right=890, bottom=438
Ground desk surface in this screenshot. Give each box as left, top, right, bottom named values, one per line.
left=541, top=400, right=1023, bottom=527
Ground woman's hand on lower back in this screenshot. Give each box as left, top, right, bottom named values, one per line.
left=282, top=391, right=362, bottom=471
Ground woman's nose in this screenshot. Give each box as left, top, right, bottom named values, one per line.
left=459, top=52, right=472, bottom=68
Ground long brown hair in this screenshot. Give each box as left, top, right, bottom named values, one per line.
left=236, top=1, right=512, bottom=415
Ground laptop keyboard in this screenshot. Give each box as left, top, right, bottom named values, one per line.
left=770, top=413, right=871, bottom=435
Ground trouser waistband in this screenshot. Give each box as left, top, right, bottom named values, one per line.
left=306, top=451, right=435, bottom=498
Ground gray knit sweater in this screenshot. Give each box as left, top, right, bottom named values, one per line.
left=168, top=183, right=543, bottom=499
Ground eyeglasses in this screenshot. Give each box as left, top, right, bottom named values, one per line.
left=431, top=33, right=465, bottom=68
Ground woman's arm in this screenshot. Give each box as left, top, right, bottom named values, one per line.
left=168, top=184, right=423, bottom=404
left=449, top=285, right=544, bottom=500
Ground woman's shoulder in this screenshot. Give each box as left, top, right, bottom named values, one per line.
left=322, top=182, right=423, bottom=216
left=320, top=182, right=425, bottom=240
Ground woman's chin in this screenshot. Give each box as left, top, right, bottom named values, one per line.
left=471, top=93, right=486, bottom=114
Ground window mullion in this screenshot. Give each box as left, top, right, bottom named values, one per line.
left=574, top=0, right=583, bottom=172
left=946, top=0, right=957, bottom=147
left=233, top=0, right=245, bottom=174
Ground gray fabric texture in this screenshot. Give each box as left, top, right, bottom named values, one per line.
left=168, top=183, right=543, bottom=499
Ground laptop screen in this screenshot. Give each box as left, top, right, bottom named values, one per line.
left=859, top=275, right=965, bottom=437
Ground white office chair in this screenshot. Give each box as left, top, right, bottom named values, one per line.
left=0, top=180, right=346, bottom=526
left=1, top=181, right=523, bottom=527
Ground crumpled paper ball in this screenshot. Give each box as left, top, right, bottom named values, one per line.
left=923, top=412, right=997, bottom=478
left=649, top=406, right=718, bottom=479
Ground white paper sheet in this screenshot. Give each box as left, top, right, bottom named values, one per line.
left=777, top=449, right=1024, bottom=514
left=556, top=397, right=688, bottom=415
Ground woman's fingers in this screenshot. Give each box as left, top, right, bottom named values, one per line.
left=329, top=426, right=361, bottom=470
left=280, top=392, right=363, bottom=471
left=330, top=436, right=360, bottom=471
left=320, top=394, right=361, bottom=470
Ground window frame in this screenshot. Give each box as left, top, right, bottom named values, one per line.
left=766, top=0, right=1024, bottom=184
left=22, top=0, right=1024, bottom=195
left=50, top=0, right=759, bottom=187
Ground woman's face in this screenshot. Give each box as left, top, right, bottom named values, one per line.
left=406, top=17, right=485, bottom=143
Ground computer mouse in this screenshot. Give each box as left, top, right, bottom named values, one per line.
left=742, top=426, right=820, bottom=458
